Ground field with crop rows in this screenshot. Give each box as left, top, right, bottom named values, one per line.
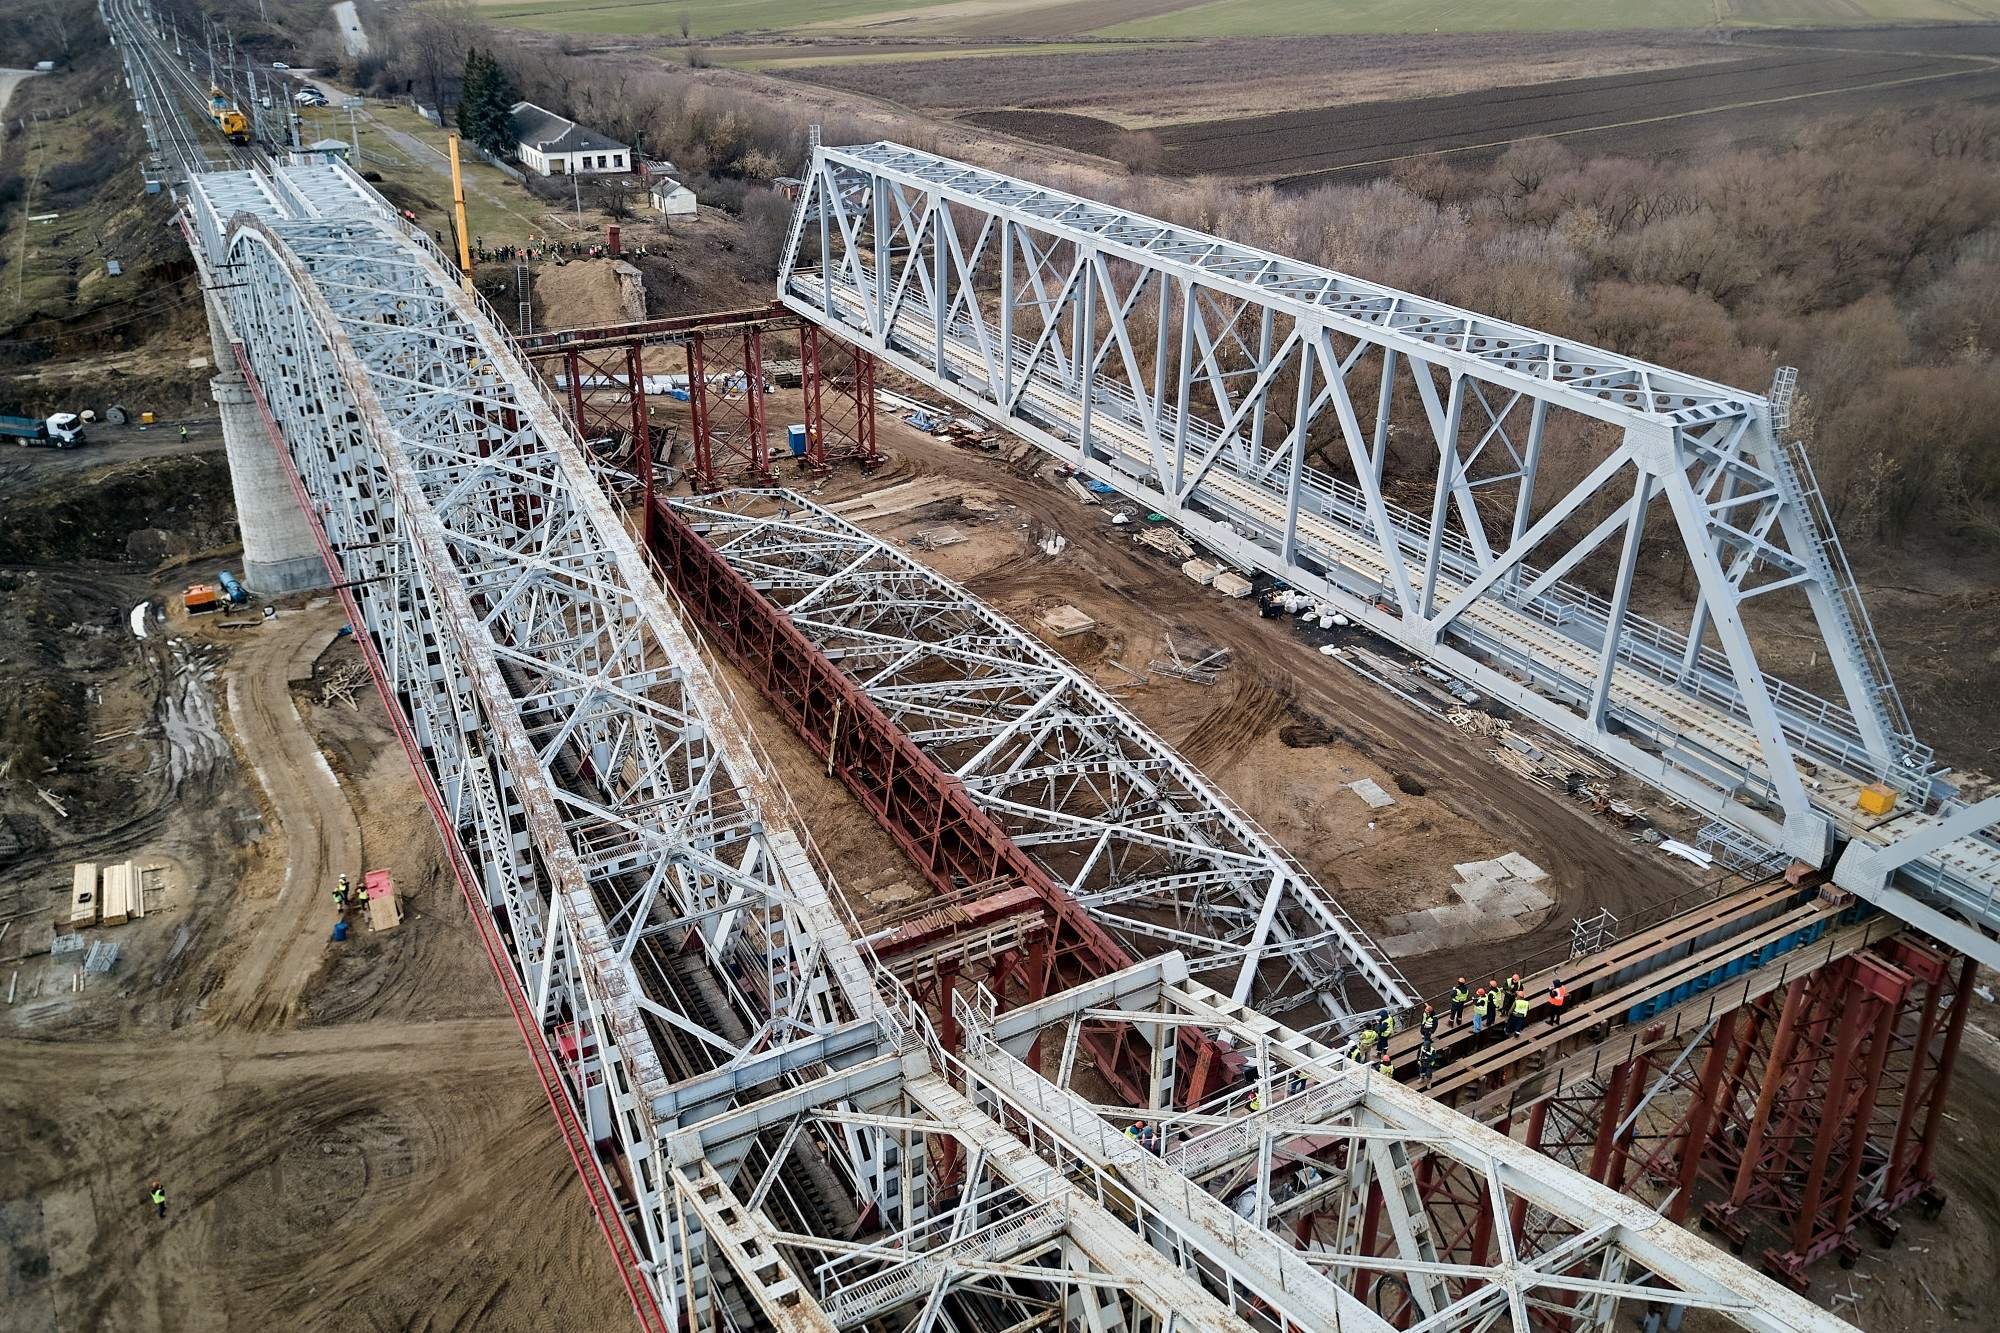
left=474, top=0, right=2000, bottom=38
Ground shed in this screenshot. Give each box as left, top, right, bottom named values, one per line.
left=649, top=178, right=697, bottom=218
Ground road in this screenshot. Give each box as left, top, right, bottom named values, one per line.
left=208, top=602, right=363, bottom=1029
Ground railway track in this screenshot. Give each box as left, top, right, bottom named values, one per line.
left=105, top=0, right=268, bottom=178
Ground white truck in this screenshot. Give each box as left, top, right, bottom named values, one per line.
left=0, top=412, right=87, bottom=447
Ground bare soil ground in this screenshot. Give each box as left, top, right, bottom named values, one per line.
left=960, top=45, right=2000, bottom=182
left=0, top=445, right=629, bottom=1332
left=779, top=30, right=1732, bottom=129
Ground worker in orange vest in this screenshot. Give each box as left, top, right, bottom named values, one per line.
left=1546, top=978, right=1568, bottom=1028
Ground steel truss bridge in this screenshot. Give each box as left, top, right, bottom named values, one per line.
left=179, top=145, right=1860, bottom=1330
left=779, top=142, right=2000, bottom=968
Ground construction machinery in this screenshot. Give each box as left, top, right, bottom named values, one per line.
left=208, top=83, right=250, bottom=145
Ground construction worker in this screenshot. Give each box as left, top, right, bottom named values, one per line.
left=1509, top=989, right=1531, bottom=1037
left=1126, top=1120, right=1144, bottom=1142
left=178, top=424, right=189, bottom=444
left=149, top=1179, right=167, bottom=1219
left=1546, top=978, right=1567, bottom=1028
left=1498, top=974, right=1517, bottom=1014
left=1418, top=1003, right=1438, bottom=1041
left=1377, top=1008, right=1397, bottom=1041
left=1470, top=986, right=1489, bottom=1036
left=332, top=874, right=350, bottom=912
left=1357, top=1015, right=1381, bottom=1059
left=1449, top=977, right=1470, bottom=1026
left=1417, top=1038, right=1438, bottom=1089
left=1377, top=1053, right=1396, bottom=1081
left=1249, top=1091, right=1263, bottom=1113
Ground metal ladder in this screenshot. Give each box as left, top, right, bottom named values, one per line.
left=1764, top=369, right=1913, bottom=769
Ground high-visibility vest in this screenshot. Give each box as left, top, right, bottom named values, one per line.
left=1550, top=986, right=1567, bottom=1007
left=1360, top=1025, right=1379, bottom=1046
left=1378, top=1060, right=1395, bottom=1080
left=1452, top=985, right=1470, bottom=1004
left=151, top=1189, right=166, bottom=1205
left=1420, top=1012, right=1438, bottom=1034
left=1513, top=995, right=1531, bottom=1017
left=1380, top=1015, right=1397, bottom=1036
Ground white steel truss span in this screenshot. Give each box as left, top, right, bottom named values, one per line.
left=188, top=159, right=1854, bottom=1332
left=779, top=142, right=2000, bottom=961
left=961, top=955, right=1854, bottom=1333
left=672, top=489, right=1409, bottom=1028
left=186, top=161, right=893, bottom=1320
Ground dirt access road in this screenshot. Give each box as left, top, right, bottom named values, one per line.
left=207, top=603, right=363, bottom=1028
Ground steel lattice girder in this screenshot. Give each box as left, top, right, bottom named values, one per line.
left=187, top=163, right=884, bottom=1320
left=969, top=955, right=1858, bottom=1333
left=669, top=488, right=1410, bottom=1027
left=777, top=142, right=2000, bottom=957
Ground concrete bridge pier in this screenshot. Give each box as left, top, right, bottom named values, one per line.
left=210, top=369, right=330, bottom=595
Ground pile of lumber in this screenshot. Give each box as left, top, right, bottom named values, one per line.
left=317, top=663, right=369, bottom=710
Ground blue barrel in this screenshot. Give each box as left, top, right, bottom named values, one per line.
left=331, top=920, right=350, bottom=942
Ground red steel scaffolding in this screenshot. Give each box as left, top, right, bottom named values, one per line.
left=519, top=304, right=880, bottom=493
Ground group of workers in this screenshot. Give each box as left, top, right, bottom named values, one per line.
left=1335, top=971, right=1572, bottom=1090
left=331, top=873, right=356, bottom=914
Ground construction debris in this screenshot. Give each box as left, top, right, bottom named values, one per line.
left=1148, top=633, right=1229, bottom=684
left=1347, top=778, right=1396, bottom=809
left=317, top=662, right=370, bottom=710
left=1211, top=570, right=1253, bottom=599
left=909, top=525, right=968, bottom=551
left=1135, top=525, right=1195, bottom=561
left=1039, top=605, right=1096, bottom=639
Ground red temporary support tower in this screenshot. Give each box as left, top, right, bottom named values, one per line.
left=518, top=304, right=887, bottom=494
left=800, top=323, right=881, bottom=475
left=687, top=328, right=774, bottom=491
left=1584, top=938, right=1978, bottom=1291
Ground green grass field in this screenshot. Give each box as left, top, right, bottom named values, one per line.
left=475, top=0, right=2000, bottom=39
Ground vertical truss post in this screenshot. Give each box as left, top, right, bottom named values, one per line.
left=801, top=323, right=881, bottom=476
left=1671, top=1007, right=1739, bottom=1224
left=630, top=342, right=654, bottom=544
left=564, top=347, right=585, bottom=437
left=1908, top=952, right=1977, bottom=1196
left=687, top=334, right=715, bottom=490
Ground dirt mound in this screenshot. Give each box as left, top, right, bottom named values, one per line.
left=534, top=258, right=647, bottom=331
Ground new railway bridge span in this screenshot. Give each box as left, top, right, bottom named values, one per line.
left=158, top=61, right=1990, bottom=1319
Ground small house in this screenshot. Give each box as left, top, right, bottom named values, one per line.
left=649, top=177, right=697, bottom=218
left=302, top=137, right=352, bottom=165
left=510, top=101, right=631, bottom=177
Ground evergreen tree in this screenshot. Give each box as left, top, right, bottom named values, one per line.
left=456, top=49, right=521, bottom=155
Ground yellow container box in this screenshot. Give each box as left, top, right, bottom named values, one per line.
left=1856, top=783, right=1896, bottom=817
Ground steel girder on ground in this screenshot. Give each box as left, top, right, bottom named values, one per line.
left=669, top=488, right=1410, bottom=1028
left=186, top=162, right=884, bottom=1322
left=777, top=143, right=2000, bottom=959
left=968, top=955, right=1856, bottom=1333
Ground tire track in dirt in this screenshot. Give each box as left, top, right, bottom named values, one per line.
left=208, top=604, right=363, bottom=1031
left=0, top=1020, right=627, bottom=1332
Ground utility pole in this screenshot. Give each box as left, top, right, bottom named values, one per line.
left=573, top=170, right=582, bottom=223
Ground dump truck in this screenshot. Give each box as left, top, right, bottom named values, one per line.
left=0, top=412, right=86, bottom=447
